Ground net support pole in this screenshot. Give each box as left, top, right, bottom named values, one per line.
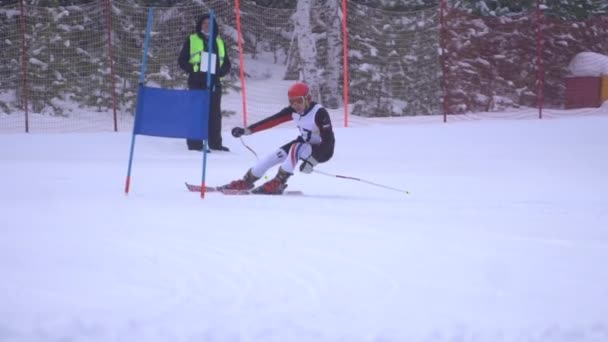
left=440, top=0, right=448, bottom=122
left=104, top=0, right=119, bottom=131
left=19, top=0, right=29, bottom=133
left=341, top=0, right=349, bottom=128
left=536, top=0, right=544, bottom=119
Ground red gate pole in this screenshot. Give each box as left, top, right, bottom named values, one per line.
left=234, top=0, right=249, bottom=127
left=536, top=0, right=544, bottom=119
left=19, top=0, right=29, bottom=132
left=341, top=0, right=349, bottom=128
left=104, top=0, right=118, bottom=131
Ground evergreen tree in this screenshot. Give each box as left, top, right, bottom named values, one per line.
left=1, top=0, right=608, bottom=117
left=545, top=0, right=607, bottom=19
left=349, top=4, right=440, bottom=116
left=0, top=8, right=21, bottom=113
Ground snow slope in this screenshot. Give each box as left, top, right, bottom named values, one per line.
left=1, top=114, right=608, bottom=342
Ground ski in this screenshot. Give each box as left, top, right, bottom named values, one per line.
left=185, top=182, right=303, bottom=196
left=184, top=182, right=221, bottom=193
left=217, top=189, right=304, bottom=196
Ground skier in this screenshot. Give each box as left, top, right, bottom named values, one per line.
left=224, top=82, right=335, bottom=194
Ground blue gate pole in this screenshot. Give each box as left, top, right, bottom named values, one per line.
left=125, top=7, right=154, bottom=194
left=200, top=9, right=215, bottom=198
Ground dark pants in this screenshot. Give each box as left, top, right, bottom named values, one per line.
left=187, top=87, right=223, bottom=150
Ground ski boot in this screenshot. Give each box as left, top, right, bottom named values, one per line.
left=219, top=169, right=259, bottom=191
left=251, top=168, right=292, bottom=195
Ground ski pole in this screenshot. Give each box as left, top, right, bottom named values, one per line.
left=240, top=136, right=258, bottom=160
left=237, top=139, right=407, bottom=194
left=313, top=169, right=410, bottom=195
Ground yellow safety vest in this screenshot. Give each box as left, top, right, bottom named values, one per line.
left=189, top=34, right=226, bottom=73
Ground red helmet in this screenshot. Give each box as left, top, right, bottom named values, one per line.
left=288, top=82, right=311, bottom=102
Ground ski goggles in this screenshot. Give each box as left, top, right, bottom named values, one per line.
left=289, top=96, right=306, bottom=106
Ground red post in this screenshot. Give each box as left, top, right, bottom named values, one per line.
left=104, top=0, right=119, bottom=131
left=19, top=0, right=29, bottom=132
left=341, top=0, right=349, bottom=128
left=234, top=0, right=249, bottom=127
left=124, top=176, right=130, bottom=194
left=536, top=0, right=544, bottom=119
left=440, top=0, right=448, bottom=122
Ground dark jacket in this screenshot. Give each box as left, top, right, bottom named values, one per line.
left=247, top=102, right=335, bottom=163
left=178, top=14, right=231, bottom=90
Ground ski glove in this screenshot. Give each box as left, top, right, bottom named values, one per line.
left=299, top=157, right=318, bottom=174
left=231, top=127, right=252, bottom=138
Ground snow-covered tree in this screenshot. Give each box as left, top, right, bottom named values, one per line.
left=545, top=0, right=607, bottom=19
left=292, top=0, right=321, bottom=96
left=1, top=0, right=608, bottom=117
left=348, top=3, right=441, bottom=116
left=316, top=0, right=343, bottom=109
left=286, top=0, right=343, bottom=108
left=0, top=7, right=21, bottom=113
left=21, top=4, right=110, bottom=116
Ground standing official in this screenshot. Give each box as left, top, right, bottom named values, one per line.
left=178, top=13, right=231, bottom=152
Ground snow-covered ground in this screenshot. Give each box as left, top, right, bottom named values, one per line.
left=1, top=111, right=607, bottom=342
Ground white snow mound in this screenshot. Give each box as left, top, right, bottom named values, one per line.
left=568, top=52, right=608, bottom=77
